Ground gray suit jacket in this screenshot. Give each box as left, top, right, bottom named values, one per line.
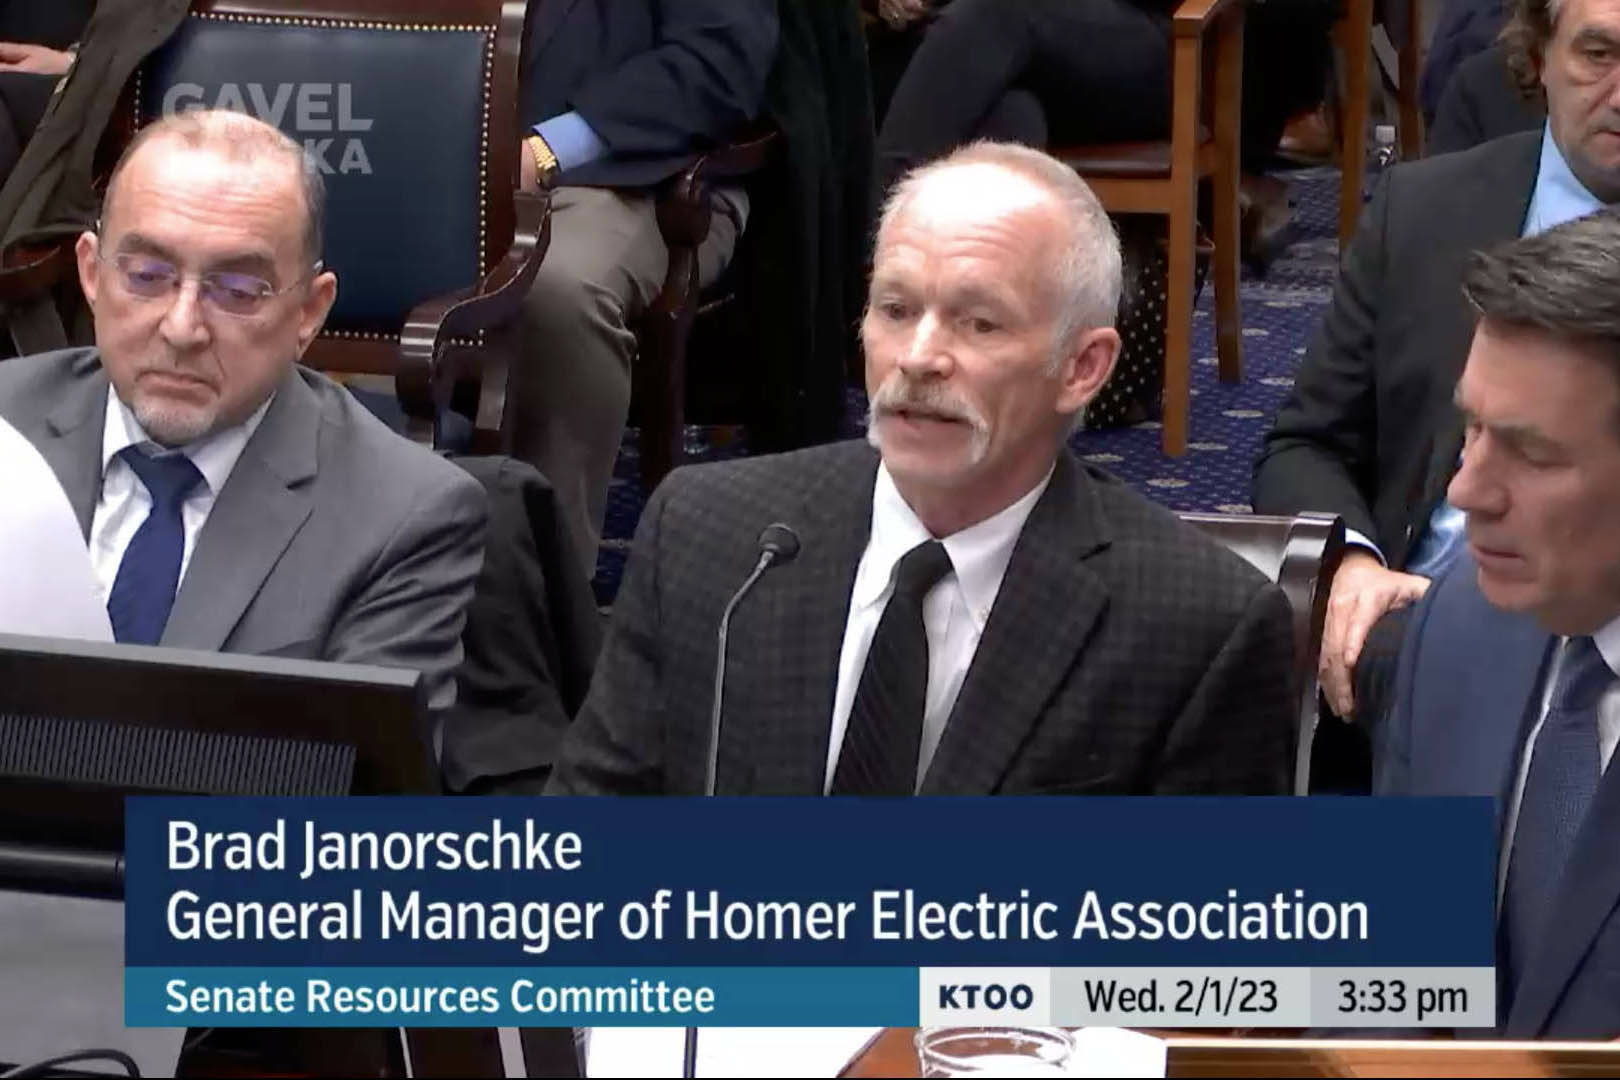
left=548, top=441, right=1298, bottom=796
left=0, top=347, right=487, bottom=710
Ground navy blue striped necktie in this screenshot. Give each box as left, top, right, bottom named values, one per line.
left=832, top=539, right=954, bottom=796
left=107, top=447, right=204, bottom=645
left=1501, top=635, right=1611, bottom=999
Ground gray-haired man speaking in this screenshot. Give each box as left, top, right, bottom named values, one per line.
left=548, top=141, right=1297, bottom=798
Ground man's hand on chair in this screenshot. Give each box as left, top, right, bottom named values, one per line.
left=0, top=42, right=73, bottom=77
left=1320, top=550, right=1430, bottom=719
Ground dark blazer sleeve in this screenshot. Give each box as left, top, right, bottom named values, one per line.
left=441, top=456, right=604, bottom=795
left=571, top=0, right=778, bottom=162
left=1154, top=582, right=1298, bottom=794
left=545, top=474, right=675, bottom=796
left=1252, top=171, right=1393, bottom=545
left=323, top=469, right=488, bottom=714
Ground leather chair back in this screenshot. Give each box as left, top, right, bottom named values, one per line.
left=1181, top=510, right=1345, bottom=795
left=137, top=15, right=486, bottom=333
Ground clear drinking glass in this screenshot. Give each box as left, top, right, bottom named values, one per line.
left=914, top=1026, right=1075, bottom=1077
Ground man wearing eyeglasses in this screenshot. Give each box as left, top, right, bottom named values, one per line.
left=0, top=108, right=486, bottom=716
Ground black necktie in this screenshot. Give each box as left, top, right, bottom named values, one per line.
left=832, top=539, right=954, bottom=796
left=107, top=447, right=204, bottom=645
left=1501, top=635, right=1610, bottom=997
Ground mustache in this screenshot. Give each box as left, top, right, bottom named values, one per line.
left=868, top=376, right=986, bottom=429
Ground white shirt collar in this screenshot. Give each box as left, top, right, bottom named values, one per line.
left=101, top=382, right=273, bottom=496
left=1586, top=612, right=1620, bottom=677
left=852, top=463, right=1054, bottom=629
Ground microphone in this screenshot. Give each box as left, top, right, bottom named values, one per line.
left=685, top=523, right=800, bottom=1079
left=703, top=523, right=800, bottom=797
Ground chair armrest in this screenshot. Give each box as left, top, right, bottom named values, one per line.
left=0, top=237, right=76, bottom=304
left=395, top=189, right=550, bottom=418
left=693, top=127, right=780, bottom=183
left=653, top=128, right=780, bottom=255
left=1172, top=0, right=1244, bottom=37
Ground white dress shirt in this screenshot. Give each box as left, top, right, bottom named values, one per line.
left=1497, top=618, right=1620, bottom=899
left=88, top=385, right=271, bottom=607
left=824, top=464, right=1053, bottom=792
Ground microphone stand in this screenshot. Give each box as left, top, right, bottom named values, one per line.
left=683, top=524, right=800, bottom=1079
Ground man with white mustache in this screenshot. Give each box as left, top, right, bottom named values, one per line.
left=548, top=141, right=1297, bottom=797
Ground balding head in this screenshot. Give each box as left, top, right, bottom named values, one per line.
left=77, top=107, right=338, bottom=448
left=105, top=109, right=326, bottom=264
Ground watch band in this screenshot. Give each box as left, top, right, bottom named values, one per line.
left=526, top=133, right=560, bottom=189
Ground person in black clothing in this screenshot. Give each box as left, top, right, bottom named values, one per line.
left=0, top=0, right=94, bottom=181
left=1429, top=42, right=1546, bottom=155
left=870, top=0, right=1337, bottom=266
left=873, top=0, right=1175, bottom=192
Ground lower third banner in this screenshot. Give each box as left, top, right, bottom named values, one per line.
left=122, top=796, right=1496, bottom=1027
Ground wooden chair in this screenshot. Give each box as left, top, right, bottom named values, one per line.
left=1180, top=510, right=1346, bottom=795
left=2, top=0, right=549, bottom=451
left=1056, top=0, right=1244, bottom=459
left=1054, top=0, right=1246, bottom=458
left=632, top=127, right=778, bottom=493
left=1335, top=0, right=1425, bottom=249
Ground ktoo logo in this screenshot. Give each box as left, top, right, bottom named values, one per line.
left=937, top=983, right=1036, bottom=1010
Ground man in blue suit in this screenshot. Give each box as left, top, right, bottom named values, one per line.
left=1378, top=208, right=1620, bottom=1038
left=510, top=2, right=778, bottom=583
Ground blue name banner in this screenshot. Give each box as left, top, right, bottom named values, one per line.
left=128, top=966, right=914, bottom=1027
left=125, top=796, right=1494, bottom=974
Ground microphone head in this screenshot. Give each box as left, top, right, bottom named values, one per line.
left=757, top=523, right=801, bottom=564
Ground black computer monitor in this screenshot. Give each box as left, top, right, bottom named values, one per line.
left=0, top=632, right=437, bottom=898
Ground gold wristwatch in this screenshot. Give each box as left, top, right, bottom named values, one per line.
left=526, top=133, right=560, bottom=190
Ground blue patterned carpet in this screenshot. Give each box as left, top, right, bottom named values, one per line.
left=595, top=166, right=1345, bottom=604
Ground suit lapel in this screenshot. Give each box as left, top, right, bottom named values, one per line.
left=738, top=450, right=877, bottom=795
left=525, top=0, right=585, bottom=57
left=161, top=369, right=318, bottom=650
left=1508, top=768, right=1620, bottom=1035
left=1508, top=694, right=1620, bottom=1036
left=1476, top=130, right=1543, bottom=236
left=38, top=357, right=111, bottom=539
left=1445, top=580, right=1553, bottom=830
left=920, top=454, right=1110, bottom=795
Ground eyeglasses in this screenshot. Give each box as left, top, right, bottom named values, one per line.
left=97, top=251, right=322, bottom=318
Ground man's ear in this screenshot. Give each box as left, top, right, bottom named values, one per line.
left=1054, top=326, right=1120, bottom=416
left=295, top=268, right=338, bottom=356
left=75, top=230, right=100, bottom=310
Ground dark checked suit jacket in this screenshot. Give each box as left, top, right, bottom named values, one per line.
left=547, top=441, right=1298, bottom=796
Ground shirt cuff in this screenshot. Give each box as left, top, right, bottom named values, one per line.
left=535, top=112, right=608, bottom=174
left=1342, top=529, right=1386, bottom=565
